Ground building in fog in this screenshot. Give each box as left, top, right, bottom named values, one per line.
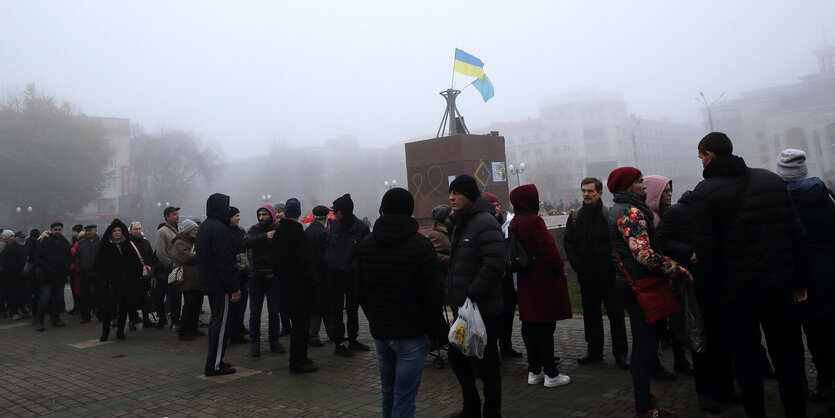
left=708, top=47, right=835, bottom=184
left=475, top=88, right=703, bottom=205
left=62, top=117, right=134, bottom=229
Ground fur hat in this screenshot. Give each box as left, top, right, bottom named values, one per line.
left=449, top=175, right=480, bottom=202
left=312, top=205, right=330, bottom=219
left=379, top=188, right=414, bottom=216
left=607, top=167, right=642, bottom=194
left=285, top=198, right=302, bottom=219
left=776, top=148, right=808, bottom=183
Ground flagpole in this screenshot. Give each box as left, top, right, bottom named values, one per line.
left=451, top=48, right=456, bottom=89
left=460, top=78, right=477, bottom=92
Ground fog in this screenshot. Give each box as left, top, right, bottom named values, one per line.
left=2, top=1, right=831, bottom=160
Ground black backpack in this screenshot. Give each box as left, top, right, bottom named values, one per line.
left=505, top=215, right=532, bottom=273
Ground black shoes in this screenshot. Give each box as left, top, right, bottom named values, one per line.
left=614, top=354, right=631, bottom=369
left=335, top=343, right=354, bottom=358
left=205, top=367, right=236, bottom=377
left=308, top=339, right=324, bottom=347
left=577, top=353, right=603, bottom=365
left=290, top=360, right=319, bottom=374
left=230, top=336, right=250, bottom=344
left=650, top=365, right=677, bottom=381
left=116, top=330, right=127, bottom=340
left=698, top=395, right=721, bottom=414
left=270, top=342, right=286, bottom=353
left=348, top=340, right=370, bottom=351
left=500, top=347, right=523, bottom=358
left=811, top=381, right=835, bottom=403
left=178, top=333, right=194, bottom=341
left=250, top=345, right=261, bottom=358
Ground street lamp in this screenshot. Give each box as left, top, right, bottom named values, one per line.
left=261, top=194, right=272, bottom=202
left=156, top=202, right=170, bottom=208
left=384, top=180, right=398, bottom=190
left=630, top=119, right=641, bottom=166
left=15, top=206, right=32, bottom=230
left=695, top=91, right=726, bottom=131
left=508, top=162, right=526, bottom=186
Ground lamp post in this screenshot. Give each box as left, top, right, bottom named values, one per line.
left=695, top=91, right=726, bottom=131
left=384, top=180, right=398, bottom=190
left=156, top=201, right=170, bottom=208
left=630, top=120, right=641, bottom=166
left=15, top=206, right=32, bottom=230
left=261, top=194, right=272, bottom=203
left=508, top=162, right=526, bottom=187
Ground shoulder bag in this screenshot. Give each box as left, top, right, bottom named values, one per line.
left=505, top=215, right=532, bottom=273
left=614, top=251, right=682, bottom=323
left=129, top=241, right=152, bottom=279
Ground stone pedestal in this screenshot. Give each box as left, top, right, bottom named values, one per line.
left=405, top=134, right=509, bottom=222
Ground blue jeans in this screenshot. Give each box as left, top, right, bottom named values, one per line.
left=248, top=272, right=280, bottom=346
left=374, top=336, right=430, bottom=418
left=38, top=283, right=64, bottom=314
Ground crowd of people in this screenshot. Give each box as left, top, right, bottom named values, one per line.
left=0, top=131, right=833, bottom=418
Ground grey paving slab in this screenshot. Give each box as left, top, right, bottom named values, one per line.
left=0, top=286, right=828, bottom=417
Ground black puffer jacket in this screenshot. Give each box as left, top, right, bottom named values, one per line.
left=657, top=191, right=695, bottom=272
left=786, top=177, right=835, bottom=315
left=243, top=223, right=275, bottom=272
left=563, top=199, right=615, bottom=284
left=272, top=218, right=314, bottom=314
left=691, top=155, right=801, bottom=299
left=448, top=195, right=506, bottom=316
left=357, top=215, right=443, bottom=340
left=326, top=215, right=370, bottom=273
left=197, top=193, right=238, bottom=295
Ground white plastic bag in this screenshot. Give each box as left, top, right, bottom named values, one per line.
left=448, top=297, right=488, bottom=358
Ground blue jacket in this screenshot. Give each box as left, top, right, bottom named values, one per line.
left=197, top=193, right=239, bottom=295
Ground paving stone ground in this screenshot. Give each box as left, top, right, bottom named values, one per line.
left=0, top=287, right=828, bottom=417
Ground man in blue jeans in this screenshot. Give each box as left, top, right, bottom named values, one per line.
left=357, top=188, right=443, bottom=417
left=243, top=204, right=285, bottom=357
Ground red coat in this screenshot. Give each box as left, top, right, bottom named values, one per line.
left=510, top=184, right=571, bottom=322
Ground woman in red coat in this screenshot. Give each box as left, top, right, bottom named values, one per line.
left=509, top=184, right=572, bottom=388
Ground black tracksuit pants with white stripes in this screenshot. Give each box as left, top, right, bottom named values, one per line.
left=205, top=292, right=233, bottom=373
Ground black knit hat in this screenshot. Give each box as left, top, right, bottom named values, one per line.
left=285, top=198, right=301, bottom=219
left=431, top=204, right=452, bottom=223
left=332, top=193, right=354, bottom=215
left=72, top=224, right=84, bottom=233
left=449, top=175, right=480, bottom=202
left=228, top=206, right=240, bottom=217
left=379, top=188, right=414, bottom=216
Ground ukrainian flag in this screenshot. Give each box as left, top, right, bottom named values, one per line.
left=454, top=48, right=485, bottom=78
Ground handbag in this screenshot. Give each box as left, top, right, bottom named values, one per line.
left=614, top=251, right=682, bottom=324
left=167, top=265, right=184, bottom=285
left=235, top=253, right=251, bottom=273
left=129, top=241, right=152, bottom=279
left=505, top=215, right=532, bottom=273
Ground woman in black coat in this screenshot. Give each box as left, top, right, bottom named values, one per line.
left=95, top=219, right=142, bottom=341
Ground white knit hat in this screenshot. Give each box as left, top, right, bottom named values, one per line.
left=776, top=148, right=807, bottom=183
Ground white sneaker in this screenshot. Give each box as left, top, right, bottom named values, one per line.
left=527, top=369, right=544, bottom=385
left=544, top=373, right=570, bottom=387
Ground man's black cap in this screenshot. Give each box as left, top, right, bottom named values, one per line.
left=163, top=206, right=180, bottom=217
left=84, top=224, right=97, bottom=230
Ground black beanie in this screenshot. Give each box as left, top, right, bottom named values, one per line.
left=332, top=193, right=354, bottom=215
left=285, top=198, right=302, bottom=219
left=449, top=175, right=480, bottom=202
left=228, top=206, right=240, bottom=218
left=379, top=188, right=414, bottom=216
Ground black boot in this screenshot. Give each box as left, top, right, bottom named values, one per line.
left=51, top=312, right=66, bottom=327
left=100, top=322, right=110, bottom=341
left=36, top=313, right=45, bottom=332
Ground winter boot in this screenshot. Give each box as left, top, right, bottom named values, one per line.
left=51, top=312, right=66, bottom=327
left=35, top=313, right=45, bottom=332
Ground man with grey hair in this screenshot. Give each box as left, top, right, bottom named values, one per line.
left=154, top=206, right=181, bottom=328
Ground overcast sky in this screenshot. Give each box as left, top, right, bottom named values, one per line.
left=2, top=1, right=833, bottom=160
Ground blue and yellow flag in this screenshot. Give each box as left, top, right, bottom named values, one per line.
left=453, top=48, right=484, bottom=78
left=472, top=74, right=494, bottom=102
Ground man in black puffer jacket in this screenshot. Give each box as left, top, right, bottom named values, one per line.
left=324, top=193, right=371, bottom=357
left=272, top=198, right=319, bottom=374
left=446, top=175, right=506, bottom=418
left=197, top=193, right=241, bottom=377
left=690, top=132, right=807, bottom=418
left=357, top=187, right=443, bottom=418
